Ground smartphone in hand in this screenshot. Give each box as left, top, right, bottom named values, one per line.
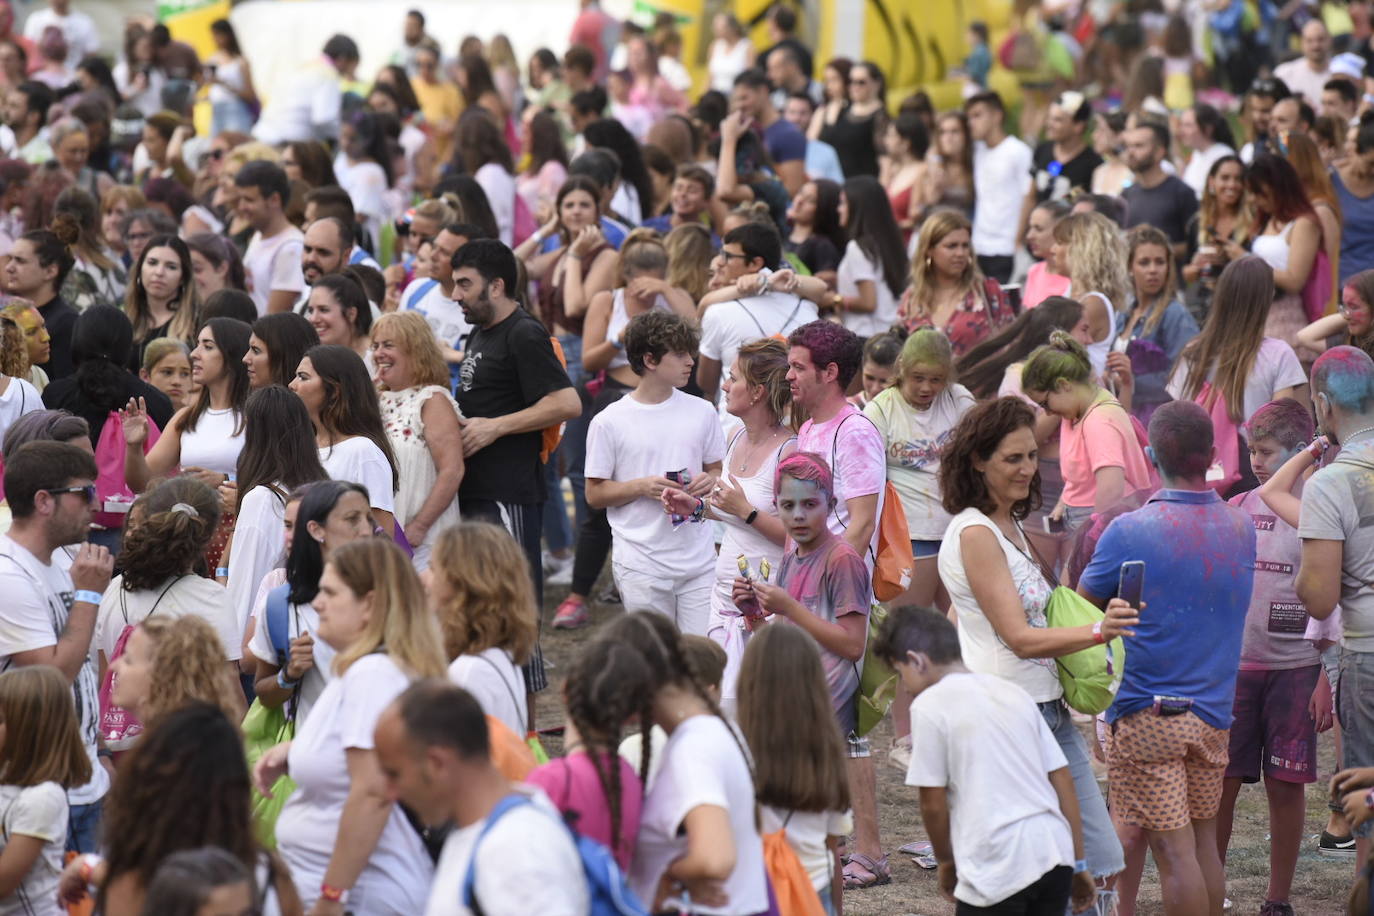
left=1119, top=561, right=1145, bottom=609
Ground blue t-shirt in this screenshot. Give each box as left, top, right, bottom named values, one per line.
left=763, top=118, right=807, bottom=166
left=1079, top=488, right=1256, bottom=729
left=538, top=216, right=628, bottom=254
left=640, top=213, right=721, bottom=248
left=1334, top=169, right=1374, bottom=285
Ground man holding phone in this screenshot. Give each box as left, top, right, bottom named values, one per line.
left=1078, top=401, right=1257, bottom=916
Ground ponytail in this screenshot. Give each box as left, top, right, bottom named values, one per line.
left=118, top=477, right=221, bottom=589
left=1020, top=329, right=1094, bottom=393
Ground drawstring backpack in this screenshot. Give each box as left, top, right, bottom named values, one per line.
left=97, top=575, right=187, bottom=752
left=762, top=812, right=825, bottom=916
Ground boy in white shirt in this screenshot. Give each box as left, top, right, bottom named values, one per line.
left=584, top=311, right=725, bottom=636
left=873, top=605, right=1097, bottom=914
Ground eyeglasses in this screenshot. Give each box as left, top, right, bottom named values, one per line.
left=719, top=250, right=749, bottom=261
left=850, top=78, right=870, bottom=86
left=1340, top=300, right=1367, bottom=316
left=45, top=484, right=96, bottom=503
left=207, top=149, right=225, bottom=160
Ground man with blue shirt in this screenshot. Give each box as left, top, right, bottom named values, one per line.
left=731, top=68, right=807, bottom=196
left=1078, top=400, right=1256, bottom=916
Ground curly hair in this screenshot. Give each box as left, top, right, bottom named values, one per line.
left=938, top=396, right=1042, bottom=520
left=1052, top=212, right=1128, bottom=314
left=624, top=310, right=698, bottom=376
left=788, top=320, right=864, bottom=389
left=0, top=314, right=29, bottom=379
left=563, top=639, right=654, bottom=860
left=98, top=703, right=257, bottom=911
left=371, top=311, right=449, bottom=390
left=431, top=522, right=538, bottom=663
left=137, top=616, right=241, bottom=725
left=119, top=477, right=220, bottom=590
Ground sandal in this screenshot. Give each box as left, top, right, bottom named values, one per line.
left=841, top=852, right=891, bottom=889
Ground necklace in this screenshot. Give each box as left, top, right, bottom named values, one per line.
left=1345, top=425, right=1374, bottom=445
left=734, top=426, right=784, bottom=475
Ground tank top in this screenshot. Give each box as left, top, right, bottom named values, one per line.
left=819, top=104, right=882, bottom=178
left=208, top=57, right=247, bottom=106
left=1251, top=219, right=1295, bottom=273
left=1070, top=289, right=1117, bottom=381
left=1334, top=169, right=1374, bottom=285
left=179, top=407, right=245, bottom=476
left=537, top=242, right=609, bottom=337
left=604, top=288, right=672, bottom=371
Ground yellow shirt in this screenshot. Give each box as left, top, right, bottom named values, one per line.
left=412, top=78, right=463, bottom=164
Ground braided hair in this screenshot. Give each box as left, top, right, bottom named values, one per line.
left=562, top=640, right=653, bottom=860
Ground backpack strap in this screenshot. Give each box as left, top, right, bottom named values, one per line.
left=265, top=583, right=292, bottom=668
left=473, top=652, right=528, bottom=733
left=461, top=793, right=536, bottom=915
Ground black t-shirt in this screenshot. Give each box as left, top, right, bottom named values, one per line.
left=36, top=296, right=77, bottom=382
left=456, top=308, right=573, bottom=504
left=786, top=235, right=841, bottom=276
left=1031, top=143, right=1102, bottom=203
left=1123, top=176, right=1200, bottom=245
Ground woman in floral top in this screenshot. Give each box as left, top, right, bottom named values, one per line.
left=897, top=210, right=1012, bottom=357
left=370, top=311, right=464, bottom=572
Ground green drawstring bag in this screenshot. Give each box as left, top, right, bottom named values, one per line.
left=1045, top=586, right=1127, bottom=715
left=244, top=697, right=295, bottom=849
left=855, top=604, right=897, bottom=737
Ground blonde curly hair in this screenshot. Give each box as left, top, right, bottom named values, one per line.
left=1052, top=211, right=1129, bottom=312
left=138, top=616, right=241, bottom=726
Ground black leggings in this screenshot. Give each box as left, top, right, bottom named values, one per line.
left=570, top=376, right=632, bottom=596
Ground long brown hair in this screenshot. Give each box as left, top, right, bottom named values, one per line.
left=1124, top=225, right=1178, bottom=337
left=0, top=666, right=91, bottom=788
left=736, top=625, right=850, bottom=812
left=430, top=522, right=538, bottom=663
left=1197, top=155, right=1252, bottom=248
left=306, top=344, right=399, bottom=490
left=124, top=234, right=199, bottom=343
left=1175, top=255, right=1273, bottom=422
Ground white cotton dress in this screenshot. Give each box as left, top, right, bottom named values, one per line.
left=380, top=385, right=462, bottom=571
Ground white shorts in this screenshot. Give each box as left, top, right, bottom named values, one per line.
left=612, top=562, right=714, bottom=637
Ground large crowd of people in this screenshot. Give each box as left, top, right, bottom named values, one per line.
left=3, top=0, right=1374, bottom=914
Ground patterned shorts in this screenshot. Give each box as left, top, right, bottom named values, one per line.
left=1107, top=710, right=1229, bottom=832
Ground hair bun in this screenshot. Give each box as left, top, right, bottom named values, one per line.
left=49, top=212, right=80, bottom=247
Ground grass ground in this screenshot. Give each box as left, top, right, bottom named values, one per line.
left=535, top=584, right=1355, bottom=916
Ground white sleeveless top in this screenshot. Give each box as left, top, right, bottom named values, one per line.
left=1252, top=219, right=1295, bottom=273
left=379, top=386, right=462, bottom=562
left=605, top=288, right=672, bottom=371
left=179, top=407, right=245, bottom=476
left=710, top=429, right=795, bottom=617
left=1069, top=288, right=1117, bottom=381
left=208, top=56, right=247, bottom=105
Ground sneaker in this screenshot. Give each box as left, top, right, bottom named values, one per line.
left=1319, top=829, right=1357, bottom=858
left=1259, top=902, right=1295, bottom=916
left=552, top=597, right=590, bottom=630
left=596, top=582, right=622, bottom=604
left=545, top=553, right=574, bottom=586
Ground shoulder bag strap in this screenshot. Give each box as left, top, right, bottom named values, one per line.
left=474, top=652, right=527, bottom=728
left=737, top=300, right=769, bottom=338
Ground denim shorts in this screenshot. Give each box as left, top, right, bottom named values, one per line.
left=1338, top=648, right=1374, bottom=837
left=910, top=539, right=941, bottom=559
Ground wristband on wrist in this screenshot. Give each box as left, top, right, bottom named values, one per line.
left=1366, top=787, right=1374, bottom=811
left=215, top=567, right=229, bottom=578
left=73, top=590, right=102, bottom=606
left=277, top=669, right=301, bottom=690
left=610, top=337, right=624, bottom=351
left=744, top=508, right=759, bottom=525
left=1074, top=858, right=1089, bottom=874
left=690, top=497, right=707, bottom=523
left=79, top=853, right=102, bottom=886
left=319, top=883, right=347, bottom=903
left=1091, top=620, right=1105, bottom=645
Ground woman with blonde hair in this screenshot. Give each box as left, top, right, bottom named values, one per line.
left=109, top=615, right=245, bottom=734
left=664, top=222, right=715, bottom=302
left=1, top=300, right=50, bottom=392
left=257, top=537, right=445, bottom=915
left=426, top=521, right=538, bottom=736
left=0, top=311, right=40, bottom=436
left=372, top=311, right=464, bottom=570
left=1046, top=210, right=1126, bottom=379
left=898, top=209, right=1012, bottom=357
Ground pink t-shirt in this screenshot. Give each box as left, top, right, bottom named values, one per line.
left=1059, top=393, right=1156, bottom=508
left=1022, top=261, right=1071, bottom=310
left=796, top=404, right=886, bottom=571
left=1229, top=489, right=1322, bottom=670
left=525, top=751, right=644, bottom=871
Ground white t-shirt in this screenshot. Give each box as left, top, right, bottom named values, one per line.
left=972, top=135, right=1034, bottom=257
left=247, top=569, right=336, bottom=726
left=22, top=8, right=100, bottom=69
left=938, top=509, right=1062, bottom=703
left=584, top=389, right=725, bottom=578
left=424, top=787, right=588, bottom=916
left=401, top=278, right=472, bottom=356
left=1166, top=337, right=1308, bottom=433
left=906, top=672, right=1073, bottom=908
left=863, top=384, right=976, bottom=539
left=95, top=574, right=242, bottom=664
left=320, top=436, right=396, bottom=514
left=278, top=654, right=433, bottom=914
left=226, top=485, right=288, bottom=634
left=699, top=291, right=817, bottom=385
left=448, top=648, right=526, bottom=738
left=1181, top=143, right=1234, bottom=199
left=179, top=407, right=245, bottom=476
left=836, top=240, right=899, bottom=338
left=475, top=163, right=517, bottom=247
left=0, top=782, right=67, bottom=916
left=0, top=536, right=108, bottom=805
left=252, top=60, right=342, bottom=146
left=610, top=181, right=643, bottom=227
left=0, top=377, right=40, bottom=443
left=631, top=715, right=767, bottom=915
left=1273, top=58, right=1332, bottom=109
left=759, top=806, right=852, bottom=891
left=244, top=226, right=306, bottom=316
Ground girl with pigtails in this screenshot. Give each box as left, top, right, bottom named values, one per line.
left=604, top=611, right=768, bottom=915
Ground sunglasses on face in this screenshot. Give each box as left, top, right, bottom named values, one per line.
left=45, top=484, right=96, bottom=503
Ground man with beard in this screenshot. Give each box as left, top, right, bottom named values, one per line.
left=294, top=216, right=350, bottom=312
left=1122, top=121, right=1198, bottom=259
left=450, top=239, right=580, bottom=701
left=3, top=81, right=52, bottom=164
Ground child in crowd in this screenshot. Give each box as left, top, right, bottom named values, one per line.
left=737, top=624, right=852, bottom=915
left=732, top=452, right=869, bottom=745
left=0, top=666, right=92, bottom=916
left=527, top=638, right=651, bottom=872
left=585, top=310, right=725, bottom=636
left=137, top=338, right=193, bottom=412
left=873, top=604, right=1096, bottom=914
left=848, top=330, right=904, bottom=409
left=618, top=634, right=727, bottom=788
left=1217, top=397, right=1326, bottom=913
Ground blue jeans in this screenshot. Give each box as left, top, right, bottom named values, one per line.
left=1039, top=699, right=1124, bottom=879
left=555, top=333, right=589, bottom=533
left=66, top=800, right=102, bottom=853
left=1339, top=648, right=1374, bottom=837
left=541, top=450, right=573, bottom=552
